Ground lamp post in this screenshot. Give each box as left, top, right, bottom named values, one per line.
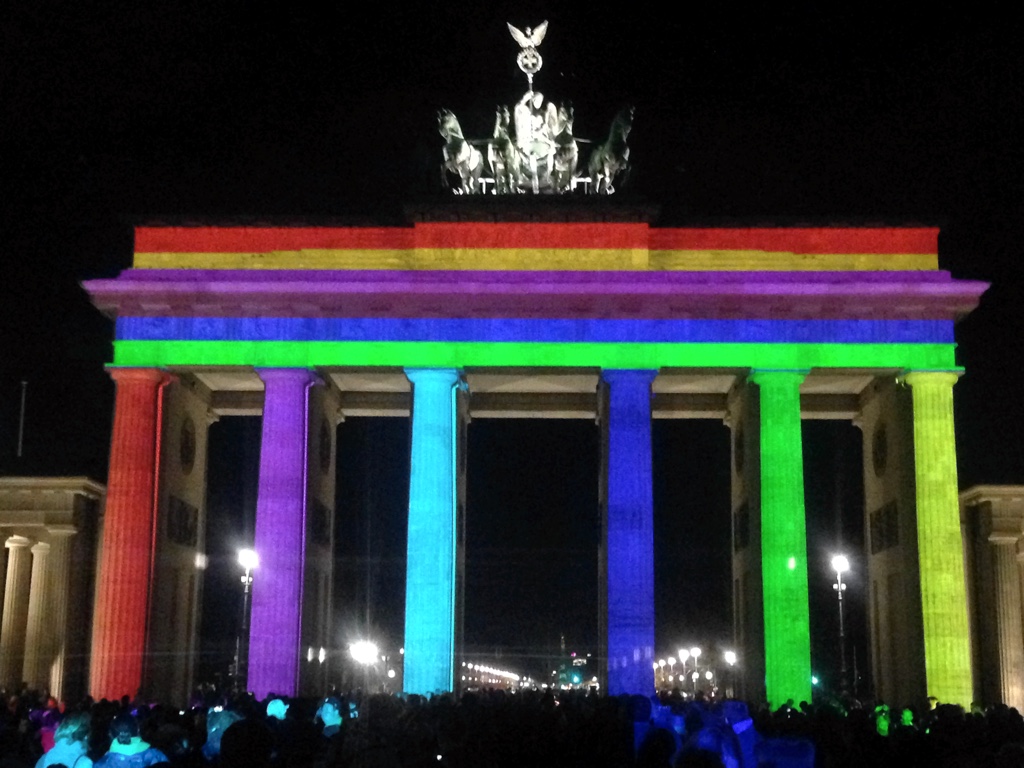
left=724, top=650, right=737, bottom=697
left=237, top=548, right=258, bottom=691
left=831, top=554, right=849, bottom=694
left=678, top=649, right=690, bottom=679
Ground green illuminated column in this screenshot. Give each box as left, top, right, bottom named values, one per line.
left=903, top=371, right=972, bottom=705
left=749, top=370, right=812, bottom=708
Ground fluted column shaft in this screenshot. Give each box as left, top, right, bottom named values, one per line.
left=90, top=368, right=168, bottom=700
left=43, top=530, right=74, bottom=700
left=749, top=370, right=812, bottom=709
left=22, top=542, right=50, bottom=690
left=248, top=368, right=316, bottom=699
left=904, top=371, right=973, bottom=705
left=403, top=368, right=460, bottom=696
left=0, top=536, right=33, bottom=687
left=602, top=370, right=657, bottom=696
left=990, top=536, right=1024, bottom=710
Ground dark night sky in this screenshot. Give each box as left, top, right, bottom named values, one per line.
left=2, top=2, right=1023, bottom=687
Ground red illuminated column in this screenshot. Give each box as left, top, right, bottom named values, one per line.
left=248, top=369, right=317, bottom=699
left=89, top=368, right=169, bottom=701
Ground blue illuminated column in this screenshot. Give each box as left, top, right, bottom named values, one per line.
left=602, top=369, right=657, bottom=695
left=249, top=368, right=317, bottom=699
left=403, top=368, right=460, bottom=695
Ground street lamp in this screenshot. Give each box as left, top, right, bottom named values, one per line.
left=678, top=649, right=690, bottom=677
left=237, top=548, right=258, bottom=691
left=691, top=670, right=700, bottom=695
left=724, top=650, right=737, bottom=698
left=831, top=554, right=850, bottom=694
left=350, top=640, right=379, bottom=691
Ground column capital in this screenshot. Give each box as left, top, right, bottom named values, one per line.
left=107, top=367, right=174, bottom=385
left=5, top=535, right=32, bottom=549
left=256, top=367, right=320, bottom=386
left=404, top=368, right=461, bottom=386
left=45, top=526, right=77, bottom=539
left=901, top=370, right=962, bottom=389
left=747, top=369, right=809, bottom=387
left=989, top=533, right=1020, bottom=546
left=600, top=369, right=658, bottom=386
left=29, top=542, right=50, bottom=556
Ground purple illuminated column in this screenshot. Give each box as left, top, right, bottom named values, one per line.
left=602, top=370, right=657, bottom=695
left=249, top=368, right=317, bottom=699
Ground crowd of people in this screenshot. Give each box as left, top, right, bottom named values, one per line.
left=3, top=686, right=1024, bottom=768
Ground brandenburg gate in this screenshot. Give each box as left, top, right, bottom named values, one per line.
left=82, top=214, right=986, bottom=707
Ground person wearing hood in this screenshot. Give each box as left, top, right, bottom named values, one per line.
left=94, top=712, right=168, bottom=768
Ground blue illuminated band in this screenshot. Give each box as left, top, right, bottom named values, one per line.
left=116, top=316, right=953, bottom=345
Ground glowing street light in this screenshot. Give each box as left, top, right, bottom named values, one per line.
left=678, top=648, right=690, bottom=676
left=349, top=640, right=380, bottom=666
left=832, top=554, right=850, bottom=693
left=236, top=548, right=258, bottom=691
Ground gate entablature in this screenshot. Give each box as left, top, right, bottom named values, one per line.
left=81, top=219, right=987, bottom=707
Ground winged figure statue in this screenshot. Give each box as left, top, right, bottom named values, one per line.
left=507, top=21, right=548, bottom=49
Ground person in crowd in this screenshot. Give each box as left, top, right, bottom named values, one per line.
left=200, top=709, right=242, bottom=764
left=35, top=711, right=93, bottom=768
left=93, top=712, right=167, bottom=768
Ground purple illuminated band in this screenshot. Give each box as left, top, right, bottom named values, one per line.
left=248, top=368, right=317, bottom=699
left=603, top=369, right=658, bottom=695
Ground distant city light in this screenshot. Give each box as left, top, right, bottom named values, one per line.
left=724, top=650, right=737, bottom=666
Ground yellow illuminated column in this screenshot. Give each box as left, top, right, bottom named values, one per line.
left=749, top=371, right=812, bottom=709
left=903, top=371, right=973, bottom=705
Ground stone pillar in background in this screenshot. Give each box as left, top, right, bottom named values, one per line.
left=44, top=529, right=75, bottom=700
left=0, top=536, right=33, bottom=688
left=989, top=534, right=1024, bottom=709
left=90, top=368, right=169, bottom=701
left=21, top=542, right=50, bottom=690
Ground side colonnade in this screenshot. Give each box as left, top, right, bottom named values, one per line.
left=81, top=220, right=987, bottom=708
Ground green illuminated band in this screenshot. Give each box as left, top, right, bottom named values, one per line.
left=111, top=340, right=958, bottom=371
left=749, top=370, right=812, bottom=709
left=904, top=371, right=973, bottom=706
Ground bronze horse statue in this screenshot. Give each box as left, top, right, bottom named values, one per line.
left=438, top=109, right=485, bottom=194
left=588, top=106, right=634, bottom=194
left=488, top=105, right=520, bottom=194
left=549, top=102, right=579, bottom=193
